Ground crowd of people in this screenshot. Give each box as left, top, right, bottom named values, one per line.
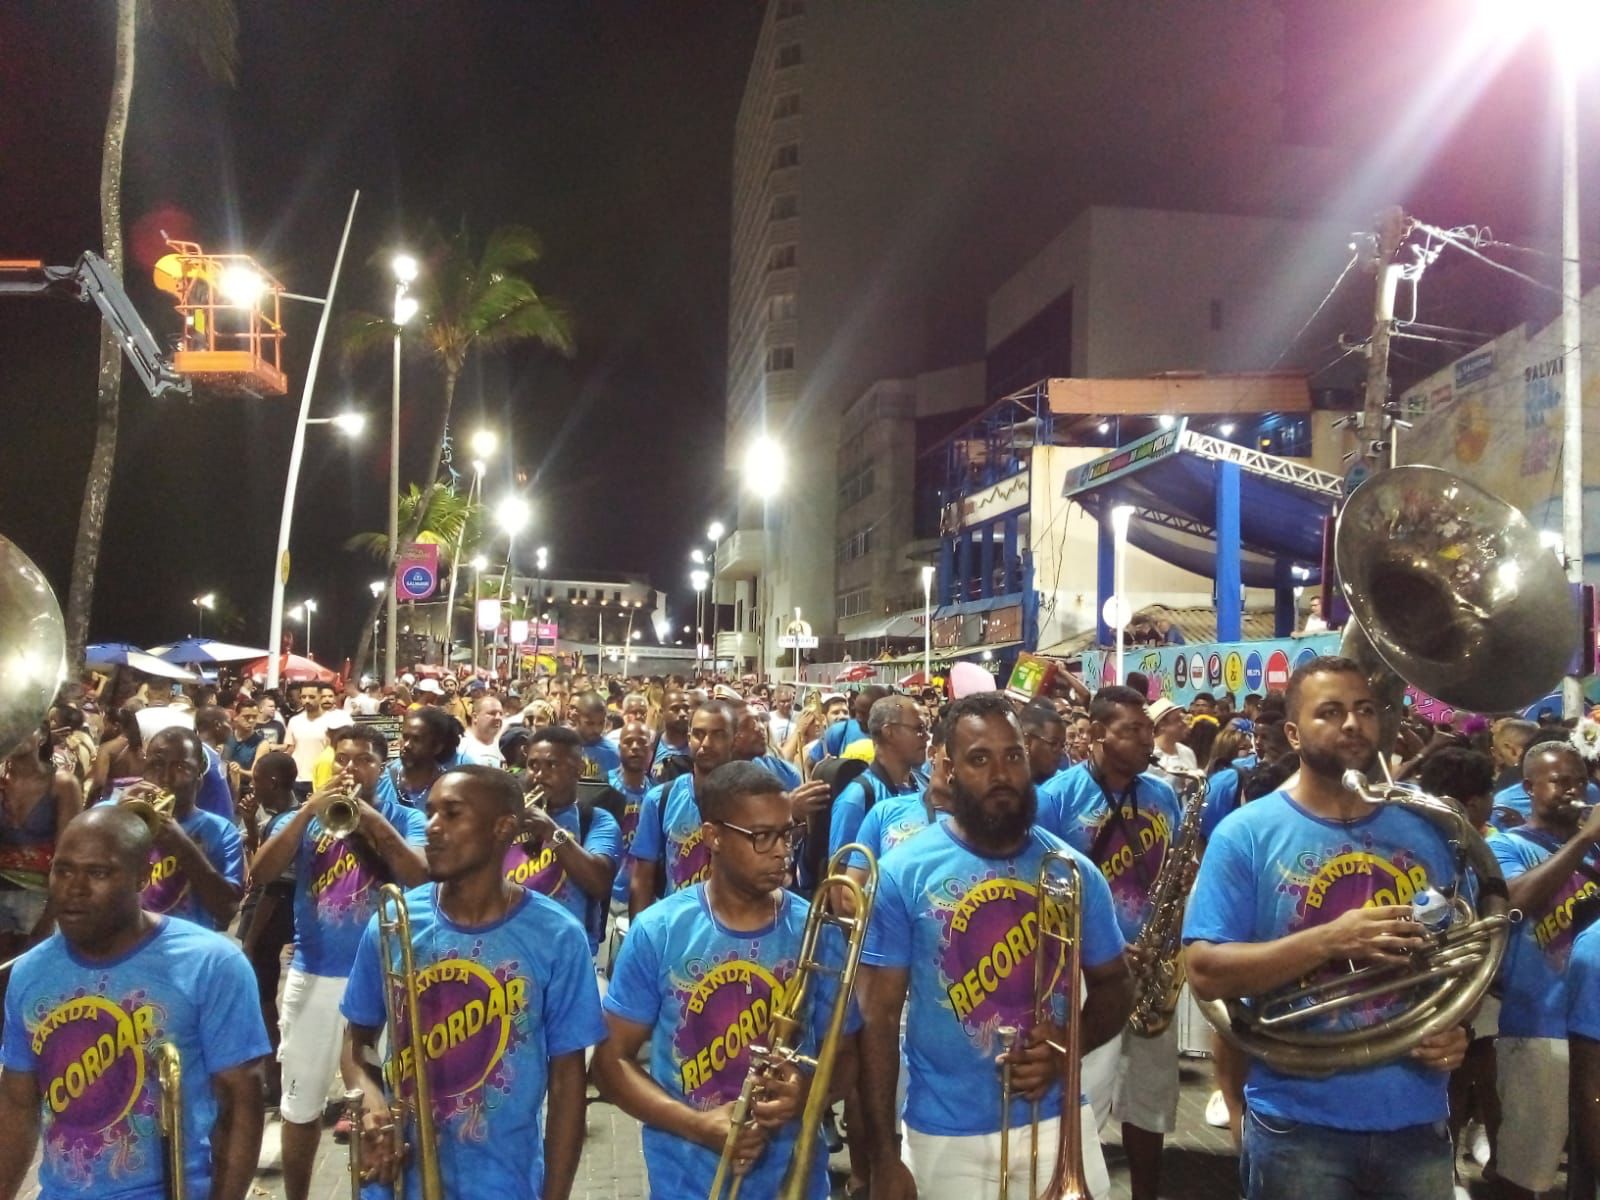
left=1, top=657, right=1599, bottom=1200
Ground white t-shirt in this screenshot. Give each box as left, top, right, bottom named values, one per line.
left=769, top=711, right=794, bottom=745
left=1155, top=743, right=1198, bottom=776
left=346, top=693, right=382, bottom=716
left=285, top=708, right=354, bottom=782
left=458, top=731, right=505, bottom=767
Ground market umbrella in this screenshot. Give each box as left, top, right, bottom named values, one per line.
left=835, top=663, right=878, bottom=683
left=84, top=643, right=199, bottom=682
left=244, top=654, right=337, bottom=684
left=900, top=670, right=930, bottom=688
left=147, top=637, right=270, bottom=665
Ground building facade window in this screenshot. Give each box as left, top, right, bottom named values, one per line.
left=775, top=42, right=803, bottom=68
left=772, top=92, right=801, bottom=119
left=772, top=143, right=800, bottom=170
left=838, top=587, right=871, bottom=618
left=769, top=193, right=799, bottom=220
left=838, top=462, right=875, bottom=509
left=767, top=292, right=797, bottom=322
left=767, top=244, right=797, bottom=272
left=766, top=345, right=795, bottom=372
left=836, top=526, right=872, bottom=563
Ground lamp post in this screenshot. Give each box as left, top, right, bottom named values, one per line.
left=690, top=568, right=709, bottom=676
left=383, top=251, right=420, bottom=686
left=530, top=545, right=548, bottom=678
left=368, top=581, right=384, bottom=676
left=442, top=434, right=494, bottom=666
left=494, top=495, right=532, bottom=681
left=289, top=599, right=317, bottom=659
left=1111, top=504, right=1136, bottom=690
left=265, top=191, right=360, bottom=691
left=468, top=556, right=488, bottom=676
left=706, top=520, right=726, bottom=673
left=192, top=592, right=215, bottom=638
left=921, top=565, right=935, bottom=681
left=741, top=435, right=786, bottom=678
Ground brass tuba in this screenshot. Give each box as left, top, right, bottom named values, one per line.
left=1126, top=765, right=1209, bottom=1037
left=997, top=850, right=1090, bottom=1200
left=0, top=534, right=66, bottom=761
left=707, top=844, right=877, bottom=1200
left=1195, top=465, right=1560, bottom=1076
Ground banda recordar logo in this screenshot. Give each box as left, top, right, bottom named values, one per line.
left=142, top=848, right=189, bottom=914
left=670, top=826, right=712, bottom=890
left=936, top=876, right=1067, bottom=1045
left=1092, top=806, right=1171, bottom=929
left=32, top=994, right=159, bottom=1148
left=308, top=828, right=377, bottom=918
left=394, top=958, right=528, bottom=1115
left=502, top=843, right=566, bottom=896
left=671, top=955, right=792, bottom=1106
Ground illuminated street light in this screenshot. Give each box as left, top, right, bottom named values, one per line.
left=707, top=519, right=726, bottom=543
left=192, top=592, right=215, bottom=638
left=391, top=253, right=419, bottom=284
left=690, top=548, right=706, bottom=564
left=219, top=265, right=267, bottom=308
left=496, top=496, right=532, bottom=537
left=470, top=429, right=499, bottom=460
left=369, top=580, right=385, bottom=598
left=393, top=295, right=419, bottom=325
left=332, top=411, right=367, bottom=437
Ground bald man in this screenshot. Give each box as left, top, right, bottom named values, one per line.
left=0, top=808, right=268, bottom=1200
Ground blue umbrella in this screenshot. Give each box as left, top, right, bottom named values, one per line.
left=147, top=638, right=269, bottom=666
left=84, top=643, right=198, bottom=682
left=84, top=642, right=150, bottom=666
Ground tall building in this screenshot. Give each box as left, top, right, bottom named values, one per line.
left=721, top=0, right=1342, bottom=670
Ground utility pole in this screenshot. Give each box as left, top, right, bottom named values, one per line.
left=1355, top=206, right=1409, bottom=473
left=1560, top=54, right=1584, bottom=720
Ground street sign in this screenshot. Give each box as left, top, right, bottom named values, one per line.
left=395, top=542, right=439, bottom=600
left=778, top=634, right=820, bottom=649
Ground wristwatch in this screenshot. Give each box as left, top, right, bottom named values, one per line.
left=549, top=827, right=574, bottom=848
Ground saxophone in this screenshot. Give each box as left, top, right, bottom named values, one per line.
left=1126, top=763, right=1209, bottom=1038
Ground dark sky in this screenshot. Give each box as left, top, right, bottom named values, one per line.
left=0, top=1, right=1594, bottom=663
left=0, top=0, right=761, bottom=657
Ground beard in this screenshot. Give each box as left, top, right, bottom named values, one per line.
left=1298, top=738, right=1375, bottom=782
left=951, top=776, right=1038, bottom=846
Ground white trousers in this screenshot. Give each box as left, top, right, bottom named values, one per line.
left=902, top=1103, right=1111, bottom=1200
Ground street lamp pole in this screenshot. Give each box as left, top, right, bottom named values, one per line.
left=304, top=599, right=318, bottom=659
left=530, top=545, right=548, bottom=680
left=266, top=191, right=360, bottom=692
left=1111, top=505, right=1135, bottom=689
left=921, top=565, right=935, bottom=682
left=706, top=520, right=725, bottom=674
left=193, top=592, right=214, bottom=639
left=368, top=581, right=384, bottom=676
left=384, top=252, right=419, bottom=687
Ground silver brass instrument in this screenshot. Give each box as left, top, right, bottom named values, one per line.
left=1127, top=765, right=1209, bottom=1038
left=361, top=883, right=444, bottom=1200
left=321, top=776, right=364, bottom=839
left=343, top=1088, right=366, bottom=1200
left=514, top=785, right=547, bottom=846
left=0, top=534, right=66, bottom=761
left=1196, top=464, right=1552, bottom=1076
left=707, top=844, right=877, bottom=1200
left=997, top=850, right=1090, bottom=1200
left=120, top=787, right=176, bottom=832
left=155, top=1041, right=186, bottom=1200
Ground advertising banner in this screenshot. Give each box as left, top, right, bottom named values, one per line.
left=1081, top=634, right=1339, bottom=703
left=395, top=542, right=439, bottom=601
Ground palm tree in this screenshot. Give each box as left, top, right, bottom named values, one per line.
left=343, top=223, right=574, bottom=674
left=66, top=0, right=238, bottom=665
left=345, top=482, right=486, bottom=675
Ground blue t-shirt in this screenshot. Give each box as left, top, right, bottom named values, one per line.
left=1199, top=767, right=1244, bottom=841
left=289, top=780, right=429, bottom=977
left=829, top=766, right=921, bottom=858
left=1182, top=790, right=1461, bottom=1129
left=1036, top=761, right=1182, bottom=942
left=1490, top=826, right=1600, bottom=1038
left=807, top=719, right=865, bottom=766
left=603, top=884, right=856, bottom=1199
left=1567, top=920, right=1600, bottom=1040
left=100, top=795, right=243, bottom=931
left=650, top=734, right=690, bottom=781
left=196, top=743, right=234, bottom=821
left=580, top=736, right=621, bottom=780
left=1490, top=779, right=1600, bottom=830
left=610, top=768, right=650, bottom=904
left=631, top=775, right=711, bottom=896
left=753, top=753, right=802, bottom=790
left=1, top=918, right=270, bottom=1200
left=502, top=802, right=621, bottom=948
left=862, top=823, right=1125, bottom=1136
left=340, top=884, right=606, bottom=1200
left=849, top=793, right=942, bottom=869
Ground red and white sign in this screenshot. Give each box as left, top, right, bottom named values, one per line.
left=1265, top=649, right=1291, bottom=690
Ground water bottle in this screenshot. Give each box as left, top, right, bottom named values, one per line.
left=1412, top=886, right=1452, bottom=933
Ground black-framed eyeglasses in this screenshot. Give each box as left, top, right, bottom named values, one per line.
left=1027, top=732, right=1068, bottom=753
left=715, top=820, right=804, bottom=853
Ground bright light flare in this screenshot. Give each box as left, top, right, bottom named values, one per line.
left=707, top=520, right=726, bottom=543
left=495, top=495, right=532, bottom=536
left=392, top=253, right=419, bottom=283
left=219, top=266, right=266, bottom=308
left=470, top=429, right=499, bottom=459
left=742, top=435, right=787, bottom=499
left=332, top=411, right=367, bottom=437
left=394, top=295, right=420, bottom=325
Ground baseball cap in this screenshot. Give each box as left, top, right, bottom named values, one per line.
left=416, top=678, right=443, bottom=695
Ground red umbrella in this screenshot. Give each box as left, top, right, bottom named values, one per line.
left=900, top=670, right=930, bottom=688
left=246, top=653, right=337, bottom=684
left=835, top=663, right=878, bottom=683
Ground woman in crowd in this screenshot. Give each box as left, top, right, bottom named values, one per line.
left=0, top=725, right=84, bottom=985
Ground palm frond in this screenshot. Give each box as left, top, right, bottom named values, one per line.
left=479, top=226, right=544, bottom=275
left=340, top=310, right=403, bottom=362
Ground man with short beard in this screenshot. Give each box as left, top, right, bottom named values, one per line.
left=1184, top=656, right=1470, bottom=1200
left=629, top=701, right=735, bottom=917
left=857, top=693, right=1131, bottom=1200
left=651, top=688, right=693, bottom=779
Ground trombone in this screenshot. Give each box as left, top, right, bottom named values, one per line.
left=706, top=843, right=877, bottom=1200
left=154, top=1041, right=186, bottom=1200
left=341, top=884, right=445, bottom=1200
left=997, top=851, right=1089, bottom=1200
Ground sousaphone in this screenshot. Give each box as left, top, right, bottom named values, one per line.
left=1197, top=465, right=1573, bottom=1076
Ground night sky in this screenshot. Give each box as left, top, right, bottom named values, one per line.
left=0, top=2, right=1594, bottom=663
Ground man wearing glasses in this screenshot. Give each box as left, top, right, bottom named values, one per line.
left=107, top=725, right=244, bottom=931
left=827, top=695, right=929, bottom=857
left=1020, top=700, right=1071, bottom=788
left=594, top=760, right=854, bottom=1197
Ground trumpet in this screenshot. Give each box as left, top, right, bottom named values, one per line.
left=120, top=787, right=175, bottom=832
left=321, top=776, right=364, bottom=839
left=707, top=844, right=877, bottom=1200
left=514, top=786, right=548, bottom=846
left=997, top=851, right=1089, bottom=1200
left=359, top=884, right=444, bottom=1200
left=155, top=1041, right=186, bottom=1200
